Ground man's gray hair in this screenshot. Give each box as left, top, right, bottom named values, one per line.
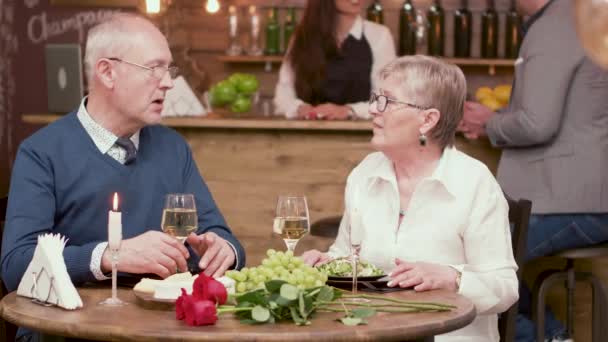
left=84, top=12, right=152, bottom=89
left=379, top=55, right=467, bottom=149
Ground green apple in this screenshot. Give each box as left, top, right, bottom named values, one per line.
left=212, top=80, right=237, bottom=105
left=230, top=95, right=252, bottom=113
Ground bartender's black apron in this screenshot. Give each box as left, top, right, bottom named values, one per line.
left=319, top=27, right=373, bottom=105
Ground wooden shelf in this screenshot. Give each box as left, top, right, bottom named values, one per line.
left=443, top=58, right=515, bottom=67
left=216, top=55, right=284, bottom=63
left=217, top=55, right=514, bottom=75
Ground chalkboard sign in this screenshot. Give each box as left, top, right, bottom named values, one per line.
left=51, top=0, right=138, bottom=7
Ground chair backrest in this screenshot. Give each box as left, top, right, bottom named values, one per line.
left=0, top=196, right=17, bottom=342
left=498, top=195, right=532, bottom=342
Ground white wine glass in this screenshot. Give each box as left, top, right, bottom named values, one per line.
left=349, top=208, right=368, bottom=301
left=273, top=195, right=309, bottom=252
left=161, top=194, right=198, bottom=243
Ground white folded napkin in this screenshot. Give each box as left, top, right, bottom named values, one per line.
left=161, top=76, right=207, bottom=117
left=17, top=233, right=83, bottom=310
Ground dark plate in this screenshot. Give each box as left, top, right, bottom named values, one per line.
left=327, top=274, right=386, bottom=281
left=326, top=277, right=411, bottom=293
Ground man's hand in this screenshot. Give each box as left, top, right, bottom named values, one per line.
left=458, top=101, right=495, bottom=139
left=301, top=249, right=332, bottom=266
left=186, top=232, right=236, bottom=278
left=387, top=258, right=459, bottom=292
left=102, top=231, right=189, bottom=279
left=313, top=103, right=351, bottom=120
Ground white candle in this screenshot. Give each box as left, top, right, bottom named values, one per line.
left=108, top=193, right=122, bottom=250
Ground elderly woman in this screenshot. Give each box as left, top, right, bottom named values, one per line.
left=302, top=55, right=518, bottom=342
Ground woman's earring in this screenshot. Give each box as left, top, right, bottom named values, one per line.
left=419, top=132, right=427, bottom=146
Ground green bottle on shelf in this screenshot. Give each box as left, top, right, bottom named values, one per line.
left=265, top=7, right=280, bottom=55
left=481, top=0, right=499, bottom=58
left=454, top=0, right=472, bottom=58
left=505, top=0, right=522, bottom=59
left=366, top=0, right=384, bottom=24
left=399, top=0, right=417, bottom=56
left=427, top=0, right=445, bottom=57
left=283, top=7, right=296, bottom=53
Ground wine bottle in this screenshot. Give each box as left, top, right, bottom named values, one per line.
left=454, top=0, right=472, bottom=58
left=283, top=7, right=296, bottom=53
left=481, top=0, right=499, bottom=58
left=399, top=0, right=417, bottom=55
left=264, top=7, right=280, bottom=55
left=427, top=0, right=445, bottom=56
left=505, top=0, right=522, bottom=58
left=366, top=0, right=384, bottom=24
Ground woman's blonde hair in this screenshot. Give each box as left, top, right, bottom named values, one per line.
left=379, top=55, right=467, bottom=149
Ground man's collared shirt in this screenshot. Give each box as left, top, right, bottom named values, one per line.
left=328, top=147, right=518, bottom=341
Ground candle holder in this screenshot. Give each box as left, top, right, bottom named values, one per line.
left=226, top=5, right=243, bottom=56
left=99, top=193, right=127, bottom=306
left=247, top=5, right=263, bottom=56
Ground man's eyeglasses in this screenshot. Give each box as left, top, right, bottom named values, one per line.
left=107, top=57, right=179, bottom=80
left=369, top=92, right=429, bottom=113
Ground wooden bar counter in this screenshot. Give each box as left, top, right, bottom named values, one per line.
left=22, top=113, right=501, bottom=265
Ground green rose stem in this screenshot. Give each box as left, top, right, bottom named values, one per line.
left=317, top=307, right=446, bottom=313
left=316, top=301, right=452, bottom=311
left=340, top=294, right=456, bottom=309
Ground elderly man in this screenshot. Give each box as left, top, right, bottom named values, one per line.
left=459, top=0, right=608, bottom=341
left=2, top=12, right=245, bottom=305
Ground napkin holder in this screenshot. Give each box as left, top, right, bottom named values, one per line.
left=16, top=233, right=83, bottom=310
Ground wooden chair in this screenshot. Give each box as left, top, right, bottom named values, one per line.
left=498, top=196, right=532, bottom=342
left=309, top=196, right=532, bottom=342
left=0, top=195, right=17, bottom=342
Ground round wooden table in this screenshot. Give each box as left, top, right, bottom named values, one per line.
left=0, top=287, right=475, bottom=341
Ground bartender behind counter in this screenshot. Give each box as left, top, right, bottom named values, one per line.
left=274, top=0, right=396, bottom=120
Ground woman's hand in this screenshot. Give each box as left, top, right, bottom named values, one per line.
left=313, top=104, right=352, bottom=120
left=296, top=104, right=317, bottom=119
left=387, top=258, right=459, bottom=292
left=300, top=249, right=332, bottom=266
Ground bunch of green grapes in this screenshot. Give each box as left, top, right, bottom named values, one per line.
left=225, top=249, right=328, bottom=293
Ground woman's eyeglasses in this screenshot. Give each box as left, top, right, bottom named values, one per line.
left=369, top=92, right=429, bottom=113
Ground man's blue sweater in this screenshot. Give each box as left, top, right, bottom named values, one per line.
left=1, top=112, right=245, bottom=291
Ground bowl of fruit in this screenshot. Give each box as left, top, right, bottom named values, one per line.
left=205, top=73, right=260, bottom=115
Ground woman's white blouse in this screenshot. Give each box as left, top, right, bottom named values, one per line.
left=273, top=16, right=396, bottom=119
left=327, top=147, right=519, bottom=342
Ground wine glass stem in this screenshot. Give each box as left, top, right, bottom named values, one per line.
left=111, top=250, right=119, bottom=300
left=284, top=239, right=299, bottom=252
left=351, top=254, right=358, bottom=295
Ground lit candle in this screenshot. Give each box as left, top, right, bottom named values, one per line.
left=108, top=193, right=122, bottom=250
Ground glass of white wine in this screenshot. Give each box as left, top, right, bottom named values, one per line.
left=349, top=208, right=368, bottom=301
left=273, top=195, right=309, bottom=252
left=161, top=194, right=198, bottom=243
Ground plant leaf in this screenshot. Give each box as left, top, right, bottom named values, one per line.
left=338, top=317, right=367, bottom=326
left=236, top=289, right=266, bottom=305
left=289, top=306, right=305, bottom=325
left=351, top=308, right=376, bottom=318
left=265, top=280, right=288, bottom=293
left=316, top=286, right=335, bottom=302
left=298, top=293, right=306, bottom=319
left=252, top=305, right=271, bottom=322
left=280, top=284, right=299, bottom=301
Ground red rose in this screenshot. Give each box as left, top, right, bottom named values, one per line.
left=175, top=288, right=189, bottom=320
left=184, top=299, right=218, bottom=326
left=192, top=273, right=228, bottom=305
left=176, top=289, right=218, bottom=326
